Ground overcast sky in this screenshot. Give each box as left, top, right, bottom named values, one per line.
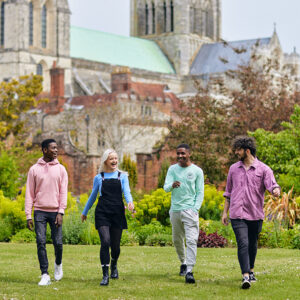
left=68, top=0, right=300, bottom=54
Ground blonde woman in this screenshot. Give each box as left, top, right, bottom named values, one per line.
left=81, top=149, right=134, bottom=286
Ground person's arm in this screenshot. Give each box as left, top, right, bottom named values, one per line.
left=264, top=167, right=280, bottom=197
left=194, top=169, right=204, bottom=212
left=82, top=176, right=100, bottom=217
left=222, top=168, right=233, bottom=226
left=222, top=197, right=230, bottom=226
left=121, top=174, right=133, bottom=203
left=58, top=167, right=68, bottom=215
left=25, top=168, right=35, bottom=221
left=163, top=167, right=174, bottom=192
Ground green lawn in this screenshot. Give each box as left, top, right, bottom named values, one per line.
left=0, top=243, right=299, bottom=300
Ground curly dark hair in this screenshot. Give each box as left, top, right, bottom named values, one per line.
left=41, top=139, right=57, bottom=150
left=232, top=136, right=256, bottom=157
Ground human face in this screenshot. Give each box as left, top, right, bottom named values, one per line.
left=235, top=148, right=247, bottom=161
left=104, top=152, right=118, bottom=172
left=177, top=147, right=191, bottom=167
left=43, top=142, right=58, bottom=162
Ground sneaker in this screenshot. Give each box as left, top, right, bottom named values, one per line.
left=179, top=264, right=187, bottom=276
left=249, top=272, right=257, bottom=282
left=241, top=276, right=251, bottom=289
left=54, top=263, right=63, bottom=281
left=38, top=274, right=51, bottom=286
left=185, top=272, right=195, bottom=284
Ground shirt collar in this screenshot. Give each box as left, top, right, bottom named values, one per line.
left=238, top=158, right=258, bottom=169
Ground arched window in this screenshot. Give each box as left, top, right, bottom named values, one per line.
left=170, top=1, right=174, bottom=32
left=152, top=2, right=155, bottom=34
left=41, top=4, right=47, bottom=48
left=145, top=4, right=149, bottom=35
left=29, top=2, right=33, bottom=46
left=37, top=63, right=43, bottom=76
left=163, top=1, right=167, bottom=32
left=0, top=1, right=5, bottom=46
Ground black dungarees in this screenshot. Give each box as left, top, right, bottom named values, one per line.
left=95, top=172, right=127, bottom=229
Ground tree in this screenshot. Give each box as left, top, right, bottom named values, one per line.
left=120, top=154, right=138, bottom=189
left=157, top=159, right=170, bottom=188
left=250, top=105, right=300, bottom=194
left=0, top=75, right=47, bottom=141
left=167, top=83, right=230, bottom=183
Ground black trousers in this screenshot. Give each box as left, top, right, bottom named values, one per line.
left=231, top=219, right=263, bottom=274
left=98, top=226, right=122, bottom=266
left=34, top=210, right=63, bottom=275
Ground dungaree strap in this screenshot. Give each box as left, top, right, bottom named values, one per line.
left=101, top=172, right=105, bottom=181
left=118, top=172, right=121, bottom=180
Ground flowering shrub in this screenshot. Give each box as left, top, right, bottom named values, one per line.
left=134, top=189, right=171, bottom=226
left=197, top=230, right=227, bottom=248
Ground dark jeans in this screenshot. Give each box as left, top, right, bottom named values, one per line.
left=98, top=226, right=122, bottom=266
left=34, top=210, right=63, bottom=275
left=231, top=219, right=263, bottom=274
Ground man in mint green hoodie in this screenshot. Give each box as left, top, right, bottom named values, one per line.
left=164, top=144, right=204, bottom=284
left=25, top=139, right=68, bottom=286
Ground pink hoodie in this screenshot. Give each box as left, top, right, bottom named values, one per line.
left=25, top=158, right=68, bottom=220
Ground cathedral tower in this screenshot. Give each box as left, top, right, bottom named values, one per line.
left=131, top=0, right=221, bottom=75
left=0, top=0, right=71, bottom=93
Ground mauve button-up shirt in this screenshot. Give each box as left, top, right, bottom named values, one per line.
left=223, top=158, right=280, bottom=220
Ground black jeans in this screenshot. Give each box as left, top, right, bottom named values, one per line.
left=34, top=210, right=63, bottom=275
left=231, top=219, right=263, bottom=274
left=98, top=226, right=123, bottom=266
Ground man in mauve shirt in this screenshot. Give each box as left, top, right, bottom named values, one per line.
left=222, top=136, right=280, bottom=289
left=25, top=139, right=68, bottom=286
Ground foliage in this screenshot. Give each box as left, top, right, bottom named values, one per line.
left=0, top=151, right=20, bottom=197
left=0, top=217, right=13, bottom=242
left=120, top=154, right=138, bottom=188
left=157, top=159, right=170, bottom=189
left=134, top=189, right=171, bottom=226
left=145, top=233, right=173, bottom=246
left=0, top=75, right=47, bottom=140
left=200, top=185, right=225, bottom=220
left=197, top=230, right=227, bottom=248
left=264, top=188, right=300, bottom=228
left=250, top=105, right=300, bottom=194
left=10, top=228, right=36, bottom=243
left=167, top=83, right=229, bottom=183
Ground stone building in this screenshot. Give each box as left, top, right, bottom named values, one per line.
left=1, top=0, right=299, bottom=192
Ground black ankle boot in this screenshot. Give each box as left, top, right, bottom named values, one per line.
left=110, top=259, right=119, bottom=279
left=100, top=266, right=109, bottom=286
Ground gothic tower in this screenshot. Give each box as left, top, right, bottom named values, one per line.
left=131, top=0, right=221, bottom=75
left=0, top=0, right=71, bottom=93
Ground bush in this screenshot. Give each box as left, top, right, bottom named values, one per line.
left=145, top=233, right=173, bottom=246
left=0, top=217, right=13, bottom=241
left=157, top=159, right=170, bottom=189
left=120, top=230, right=138, bottom=246
left=134, top=189, right=171, bottom=226
left=291, top=225, right=300, bottom=249
left=200, top=185, right=225, bottom=221
left=79, top=222, right=100, bottom=245
left=197, top=230, right=227, bottom=248
left=120, top=154, right=138, bottom=188
left=62, top=212, right=84, bottom=245
left=11, top=228, right=36, bottom=243
left=134, top=221, right=167, bottom=245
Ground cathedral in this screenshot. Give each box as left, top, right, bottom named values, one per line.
left=0, top=0, right=299, bottom=192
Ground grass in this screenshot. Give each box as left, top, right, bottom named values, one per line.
left=0, top=243, right=299, bottom=300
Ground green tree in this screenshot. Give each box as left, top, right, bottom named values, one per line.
left=250, top=105, right=300, bottom=194
left=157, top=159, right=170, bottom=188
left=0, top=75, right=46, bottom=140
left=120, top=154, right=138, bottom=188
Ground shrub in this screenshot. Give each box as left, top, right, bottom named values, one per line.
left=0, top=217, right=13, bottom=241
left=134, top=189, right=171, bottom=226
left=62, top=212, right=84, bottom=245
left=200, top=185, right=225, bottom=221
left=291, top=225, right=300, bottom=249
left=120, top=154, right=138, bottom=188
left=145, top=233, right=173, bottom=246
left=120, top=230, right=138, bottom=246
left=197, top=230, right=227, bottom=248
left=11, top=228, right=36, bottom=243
left=134, top=221, right=167, bottom=245
left=157, top=159, right=170, bottom=189
left=79, top=222, right=100, bottom=245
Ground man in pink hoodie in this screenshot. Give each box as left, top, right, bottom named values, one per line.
left=25, top=139, right=68, bottom=286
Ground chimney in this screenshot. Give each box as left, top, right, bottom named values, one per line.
left=50, top=61, right=65, bottom=98
left=111, top=66, right=132, bottom=92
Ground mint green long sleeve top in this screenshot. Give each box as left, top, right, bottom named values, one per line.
left=163, top=163, right=204, bottom=213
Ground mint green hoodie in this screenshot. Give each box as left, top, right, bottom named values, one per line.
left=164, top=163, right=204, bottom=212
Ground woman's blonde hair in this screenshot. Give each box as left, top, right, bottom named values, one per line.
left=98, top=149, right=127, bottom=174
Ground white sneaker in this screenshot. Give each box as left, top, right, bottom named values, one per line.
left=38, top=274, right=51, bottom=286
left=54, top=263, right=63, bottom=281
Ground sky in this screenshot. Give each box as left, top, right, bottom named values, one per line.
left=68, top=0, right=300, bottom=54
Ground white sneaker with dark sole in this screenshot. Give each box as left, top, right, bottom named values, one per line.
left=38, top=274, right=51, bottom=286
left=54, top=263, right=63, bottom=281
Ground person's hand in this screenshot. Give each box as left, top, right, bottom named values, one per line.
left=221, top=213, right=228, bottom=226
left=128, top=202, right=134, bottom=212
left=55, top=214, right=63, bottom=227
left=172, top=181, right=181, bottom=188
left=81, top=214, right=87, bottom=223
left=27, top=219, right=34, bottom=231
left=273, top=187, right=280, bottom=197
